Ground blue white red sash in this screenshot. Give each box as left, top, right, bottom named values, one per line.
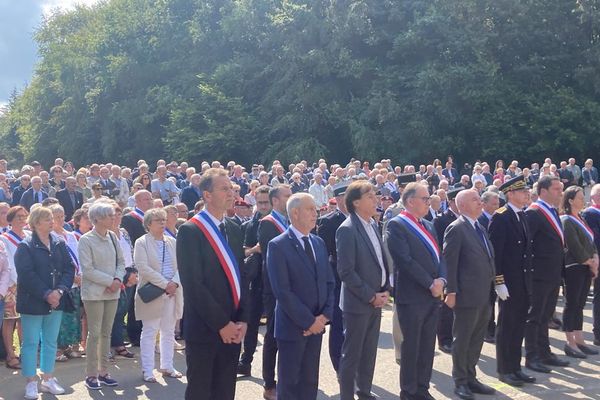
left=66, top=245, right=81, bottom=274
left=566, top=215, right=594, bottom=244
left=165, top=228, right=177, bottom=239
left=396, top=211, right=440, bottom=263
left=73, top=230, right=82, bottom=241
left=2, top=230, right=24, bottom=248
left=130, top=208, right=144, bottom=223
left=261, top=211, right=288, bottom=234
left=529, top=201, right=564, bottom=245
left=190, top=211, right=241, bottom=308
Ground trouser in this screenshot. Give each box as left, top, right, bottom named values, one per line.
left=563, top=265, right=592, bottom=332
left=392, top=305, right=403, bottom=361
left=185, top=340, right=240, bottom=400
left=397, top=301, right=439, bottom=397
left=594, top=275, right=600, bottom=340
left=339, top=309, right=381, bottom=400
left=496, top=280, right=529, bottom=374
left=329, top=281, right=344, bottom=372
left=437, top=303, right=453, bottom=347
left=141, top=296, right=177, bottom=375
left=262, top=291, right=277, bottom=389
left=126, top=285, right=142, bottom=344
left=452, top=305, right=490, bottom=385
left=277, top=335, right=322, bottom=400
left=240, top=272, right=263, bottom=365
left=83, top=299, right=118, bottom=376
left=110, top=290, right=128, bottom=347
left=487, top=284, right=497, bottom=337
left=20, top=311, right=63, bottom=378
left=525, top=281, right=559, bottom=361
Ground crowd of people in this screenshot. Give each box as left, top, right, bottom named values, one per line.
left=0, top=155, right=598, bottom=400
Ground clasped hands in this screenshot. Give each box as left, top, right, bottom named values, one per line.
left=46, top=290, right=62, bottom=309
left=429, top=278, right=445, bottom=298
left=219, top=321, right=248, bottom=344
left=370, top=291, right=390, bottom=308
left=165, top=281, right=178, bottom=297
left=303, top=314, right=328, bottom=337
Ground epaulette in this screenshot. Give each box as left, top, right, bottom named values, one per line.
left=495, top=206, right=507, bottom=214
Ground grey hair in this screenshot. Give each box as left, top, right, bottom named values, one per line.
left=48, top=204, right=65, bottom=215
left=286, top=193, right=315, bottom=216
left=88, top=201, right=116, bottom=224
left=143, top=208, right=167, bottom=230
left=481, top=191, right=499, bottom=204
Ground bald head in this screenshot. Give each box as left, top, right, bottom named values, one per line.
left=456, top=189, right=482, bottom=220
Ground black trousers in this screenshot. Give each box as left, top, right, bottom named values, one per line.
left=262, top=291, right=277, bottom=389
left=185, top=340, right=240, bottom=400
left=398, top=300, right=440, bottom=397
left=437, top=302, right=453, bottom=347
left=525, top=280, right=559, bottom=361
left=277, top=335, right=322, bottom=400
left=328, top=281, right=344, bottom=373
left=496, top=280, right=529, bottom=374
left=240, top=273, right=263, bottom=365
left=487, top=284, right=497, bottom=337
left=452, top=305, right=490, bottom=385
left=563, top=265, right=592, bottom=332
left=126, top=285, right=142, bottom=344
left=594, top=275, right=600, bottom=340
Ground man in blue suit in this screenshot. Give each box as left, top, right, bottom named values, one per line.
left=266, top=193, right=335, bottom=400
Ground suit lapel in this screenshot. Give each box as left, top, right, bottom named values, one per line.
left=286, top=229, right=316, bottom=278
left=461, top=216, right=491, bottom=259
left=352, top=214, right=381, bottom=268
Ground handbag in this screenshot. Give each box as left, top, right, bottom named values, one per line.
left=137, top=238, right=167, bottom=303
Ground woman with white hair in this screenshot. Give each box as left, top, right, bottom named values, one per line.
left=78, top=201, right=125, bottom=390
left=134, top=208, right=183, bottom=382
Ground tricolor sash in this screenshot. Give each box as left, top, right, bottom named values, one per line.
left=130, top=208, right=144, bottom=223
left=2, top=230, right=24, bottom=249
left=566, top=215, right=594, bottom=244
left=261, top=212, right=287, bottom=234
left=395, top=211, right=440, bottom=264
left=529, top=202, right=564, bottom=245
left=586, top=205, right=600, bottom=217
left=190, top=211, right=241, bottom=308
left=165, top=228, right=177, bottom=239
left=66, top=245, right=81, bottom=274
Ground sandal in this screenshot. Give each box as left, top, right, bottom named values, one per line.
left=160, top=369, right=183, bottom=379
left=114, top=347, right=134, bottom=359
left=64, top=349, right=82, bottom=359
left=143, top=373, right=157, bottom=383
left=55, top=353, right=69, bottom=362
left=6, top=357, right=21, bottom=369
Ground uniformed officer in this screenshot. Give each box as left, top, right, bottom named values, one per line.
left=488, top=175, right=537, bottom=386
left=434, top=187, right=462, bottom=353
left=317, top=182, right=349, bottom=372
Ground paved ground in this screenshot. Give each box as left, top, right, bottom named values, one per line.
left=1, top=297, right=599, bottom=399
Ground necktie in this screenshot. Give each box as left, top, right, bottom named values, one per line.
left=36, top=191, right=41, bottom=203
left=302, top=236, right=316, bottom=267
left=219, top=222, right=228, bottom=243
left=475, top=222, right=492, bottom=258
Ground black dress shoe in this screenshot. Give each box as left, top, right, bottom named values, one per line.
left=499, top=373, right=524, bottom=387
left=514, top=370, right=536, bottom=383
left=593, top=339, right=600, bottom=346
left=483, top=334, right=496, bottom=344
left=438, top=344, right=452, bottom=354
left=542, top=354, right=571, bottom=366
left=564, top=344, right=587, bottom=359
left=454, top=384, right=474, bottom=400
left=400, top=392, right=420, bottom=400
left=468, top=380, right=495, bottom=395
left=416, top=390, right=436, bottom=400
left=525, top=360, right=552, bottom=373
left=236, top=362, right=251, bottom=376
left=577, top=343, right=599, bottom=355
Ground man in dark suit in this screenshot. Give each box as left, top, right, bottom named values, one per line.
left=316, top=182, right=349, bottom=372
left=19, top=176, right=48, bottom=211
left=258, top=184, right=292, bottom=400
left=443, top=189, right=496, bottom=399
left=56, top=177, right=84, bottom=221
left=177, top=168, right=249, bottom=400
left=479, top=190, right=500, bottom=343
left=525, top=175, right=570, bottom=372
left=336, top=181, right=390, bottom=400
left=442, top=161, right=459, bottom=186
left=98, top=166, right=117, bottom=198
left=237, top=185, right=272, bottom=377
left=10, top=175, right=31, bottom=207
left=489, top=175, right=537, bottom=386
left=266, top=193, right=335, bottom=400
left=433, top=187, right=461, bottom=353
left=386, top=182, right=447, bottom=400
left=181, top=174, right=202, bottom=212
left=583, top=184, right=600, bottom=345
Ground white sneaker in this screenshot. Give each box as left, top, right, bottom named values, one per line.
left=24, top=381, right=38, bottom=400
left=40, top=377, right=65, bottom=395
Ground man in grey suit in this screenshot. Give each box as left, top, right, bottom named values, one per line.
left=443, top=189, right=496, bottom=399
left=336, top=181, right=391, bottom=400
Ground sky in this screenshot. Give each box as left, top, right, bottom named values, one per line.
left=0, top=0, right=100, bottom=107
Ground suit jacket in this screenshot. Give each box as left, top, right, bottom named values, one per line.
left=477, top=213, right=491, bottom=231
left=98, top=178, right=117, bottom=198
left=583, top=207, right=600, bottom=252
left=176, top=216, right=249, bottom=343
left=442, top=216, right=495, bottom=308
left=19, top=188, right=48, bottom=211
left=442, top=168, right=459, bottom=184
left=316, top=209, right=347, bottom=282
left=121, top=212, right=146, bottom=247
left=336, top=213, right=390, bottom=314
left=423, top=207, right=438, bottom=222
left=180, top=185, right=201, bottom=212
left=56, top=189, right=84, bottom=221
left=385, top=216, right=447, bottom=305
left=266, top=228, right=334, bottom=341
left=258, top=213, right=286, bottom=297
left=525, top=205, right=565, bottom=285
left=434, top=209, right=458, bottom=245
left=11, top=184, right=30, bottom=206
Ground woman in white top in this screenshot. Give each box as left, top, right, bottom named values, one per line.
left=134, top=208, right=183, bottom=382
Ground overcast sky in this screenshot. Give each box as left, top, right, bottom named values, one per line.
left=0, top=0, right=100, bottom=106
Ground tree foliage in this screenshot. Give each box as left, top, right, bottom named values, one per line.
left=2, top=0, right=600, bottom=167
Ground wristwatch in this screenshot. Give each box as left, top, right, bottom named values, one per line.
left=57, top=289, right=64, bottom=296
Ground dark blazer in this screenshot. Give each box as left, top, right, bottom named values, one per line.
left=583, top=207, right=600, bottom=252
left=121, top=212, right=146, bottom=247
left=336, top=213, right=390, bottom=314
left=442, top=216, right=495, bottom=308
left=258, top=214, right=286, bottom=297
left=525, top=204, right=565, bottom=285
left=11, top=184, right=30, bottom=207
left=176, top=216, right=249, bottom=343
left=56, top=189, right=84, bottom=221
left=434, top=209, right=458, bottom=245
left=562, top=216, right=597, bottom=266
left=181, top=185, right=201, bottom=212
left=385, top=216, right=447, bottom=305
left=19, top=188, right=48, bottom=211
left=15, top=232, right=75, bottom=315
left=442, top=168, right=459, bottom=185
left=477, top=213, right=491, bottom=231
left=98, top=178, right=117, bottom=198
left=266, top=229, right=335, bottom=341
left=317, top=209, right=347, bottom=281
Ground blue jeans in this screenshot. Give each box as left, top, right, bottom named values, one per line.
left=21, top=311, right=63, bottom=377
